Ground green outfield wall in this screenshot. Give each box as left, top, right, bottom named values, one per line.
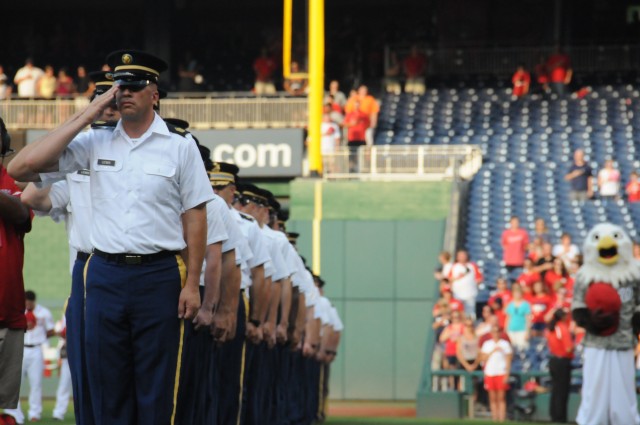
left=288, top=179, right=451, bottom=400
left=21, top=178, right=451, bottom=401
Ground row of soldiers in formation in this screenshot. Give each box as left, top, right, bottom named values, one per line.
left=15, top=61, right=343, bottom=425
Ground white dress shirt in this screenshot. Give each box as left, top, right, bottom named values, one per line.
left=261, top=226, right=289, bottom=282
left=58, top=113, right=213, bottom=254
left=199, top=196, right=230, bottom=287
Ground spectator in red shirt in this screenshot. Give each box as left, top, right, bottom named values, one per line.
left=626, top=171, right=640, bottom=202
left=489, top=297, right=507, bottom=330
left=439, top=310, right=465, bottom=389
left=403, top=45, right=427, bottom=95
left=534, top=55, right=549, bottom=93
left=501, top=216, right=529, bottom=273
left=544, top=257, right=573, bottom=295
left=441, top=288, right=465, bottom=313
left=343, top=100, right=370, bottom=172
left=527, top=281, right=552, bottom=337
left=253, top=47, right=277, bottom=95
left=545, top=309, right=574, bottom=423
left=546, top=48, right=572, bottom=95
left=488, top=278, right=512, bottom=309
left=528, top=237, right=544, bottom=263
left=511, top=64, right=531, bottom=98
left=516, top=258, right=541, bottom=294
left=0, top=152, right=33, bottom=409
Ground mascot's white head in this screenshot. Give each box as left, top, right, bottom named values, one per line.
left=577, top=223, right=640, bottom=288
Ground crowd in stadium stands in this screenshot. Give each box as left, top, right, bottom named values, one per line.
left=431, top=211, right=640, bottom=417
left=1, top=59, right=104, bottom=100
left=511, top=49, right=573, bottom=98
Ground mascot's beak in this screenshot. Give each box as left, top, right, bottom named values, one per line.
left=597, top=235, right=619, bottom=265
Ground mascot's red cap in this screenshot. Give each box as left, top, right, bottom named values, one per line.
left=585, top=282, right=621, bottom=336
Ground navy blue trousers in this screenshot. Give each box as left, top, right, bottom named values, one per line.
left=287, top=351, right=306, bottom=425
left=272, top=345, right=289, bottom=425
left=84, top=254, right=186, bottom=425
left=174, top=287, right=212, bottom=425
left=304, top=357, right=321, bottom=424
left=243, top=341, right=269, bottom=425
left=217, top=291, right=248, bottom=425
left=65, top=256, right=94, bottom=425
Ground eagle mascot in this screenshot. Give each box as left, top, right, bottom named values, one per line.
left=572, top=223, right=640, bottom=425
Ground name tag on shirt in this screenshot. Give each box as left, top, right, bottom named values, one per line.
left=78, top=169, right=91, bottom=176
left=97, top=159, right=116, bottom=167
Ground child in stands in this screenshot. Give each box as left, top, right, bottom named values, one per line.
left=527, top=281, right=552, bottom=338
left=480, top=325, right=513, bottom=423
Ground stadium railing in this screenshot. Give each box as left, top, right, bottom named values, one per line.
left=321, top=145, right=483, bottom=181
left=0, top=97, right=308, bottom=129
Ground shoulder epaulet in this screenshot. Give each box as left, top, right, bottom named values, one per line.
left=91, top=120, right=117, bottom=129
left=239, top=212, right=255, bottom=222
left=165, top=122, right=189, bottom=138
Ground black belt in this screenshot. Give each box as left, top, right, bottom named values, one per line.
left=77, top=252, right=90, bottom=261
left=93, top=249, right=178, bottom=265
left=24, top=344, right=40, bottom=348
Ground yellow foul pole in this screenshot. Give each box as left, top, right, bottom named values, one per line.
left=307, top=0, right=324, bottom=175
left=283, top=0, right=293, bottom=78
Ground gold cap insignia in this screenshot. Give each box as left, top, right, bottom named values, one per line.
left=213, top=163, right=221, bottom=172
left=105, top=72, right=114, bottom=81
left=121, top=54, right=133, bottom=65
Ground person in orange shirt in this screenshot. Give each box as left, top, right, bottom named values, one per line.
left=345, top=85, right=379, bottom=146
left=511, top=64, right=531, bottom=98
left=545, top=309, right=574, bottom=423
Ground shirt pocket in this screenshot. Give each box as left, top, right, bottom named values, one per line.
left=142, top=162, right=177, bottom=201
left=68, top=171, right=91, bottom=207
left=92, top=158, right=123, bottom=199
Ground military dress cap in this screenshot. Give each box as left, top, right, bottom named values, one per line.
left=209, top=162, right=239, bottom=187
left=287, top=232, right=300, bottom=243
left=106, top=49, right=168, bottom=85
left=268, top=196, right=280, bottom=213
left=277, top=210, right=289, bottom=224
left=240, top=183, right=269, bottom=206
left=89, top=70, right=115, bottom=95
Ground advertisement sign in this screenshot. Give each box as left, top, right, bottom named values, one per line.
left=192, top=128, right=304, bottom=177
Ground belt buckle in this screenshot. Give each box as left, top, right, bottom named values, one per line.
left=125, top=255, right=143, bottom=265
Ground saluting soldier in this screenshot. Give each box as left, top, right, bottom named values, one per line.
left=8, top=50, right=212, bottom=425
left=20, top=69, right=119, bottom=425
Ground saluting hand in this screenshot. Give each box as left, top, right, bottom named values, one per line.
left=84, top=84, right=119, bottom=124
